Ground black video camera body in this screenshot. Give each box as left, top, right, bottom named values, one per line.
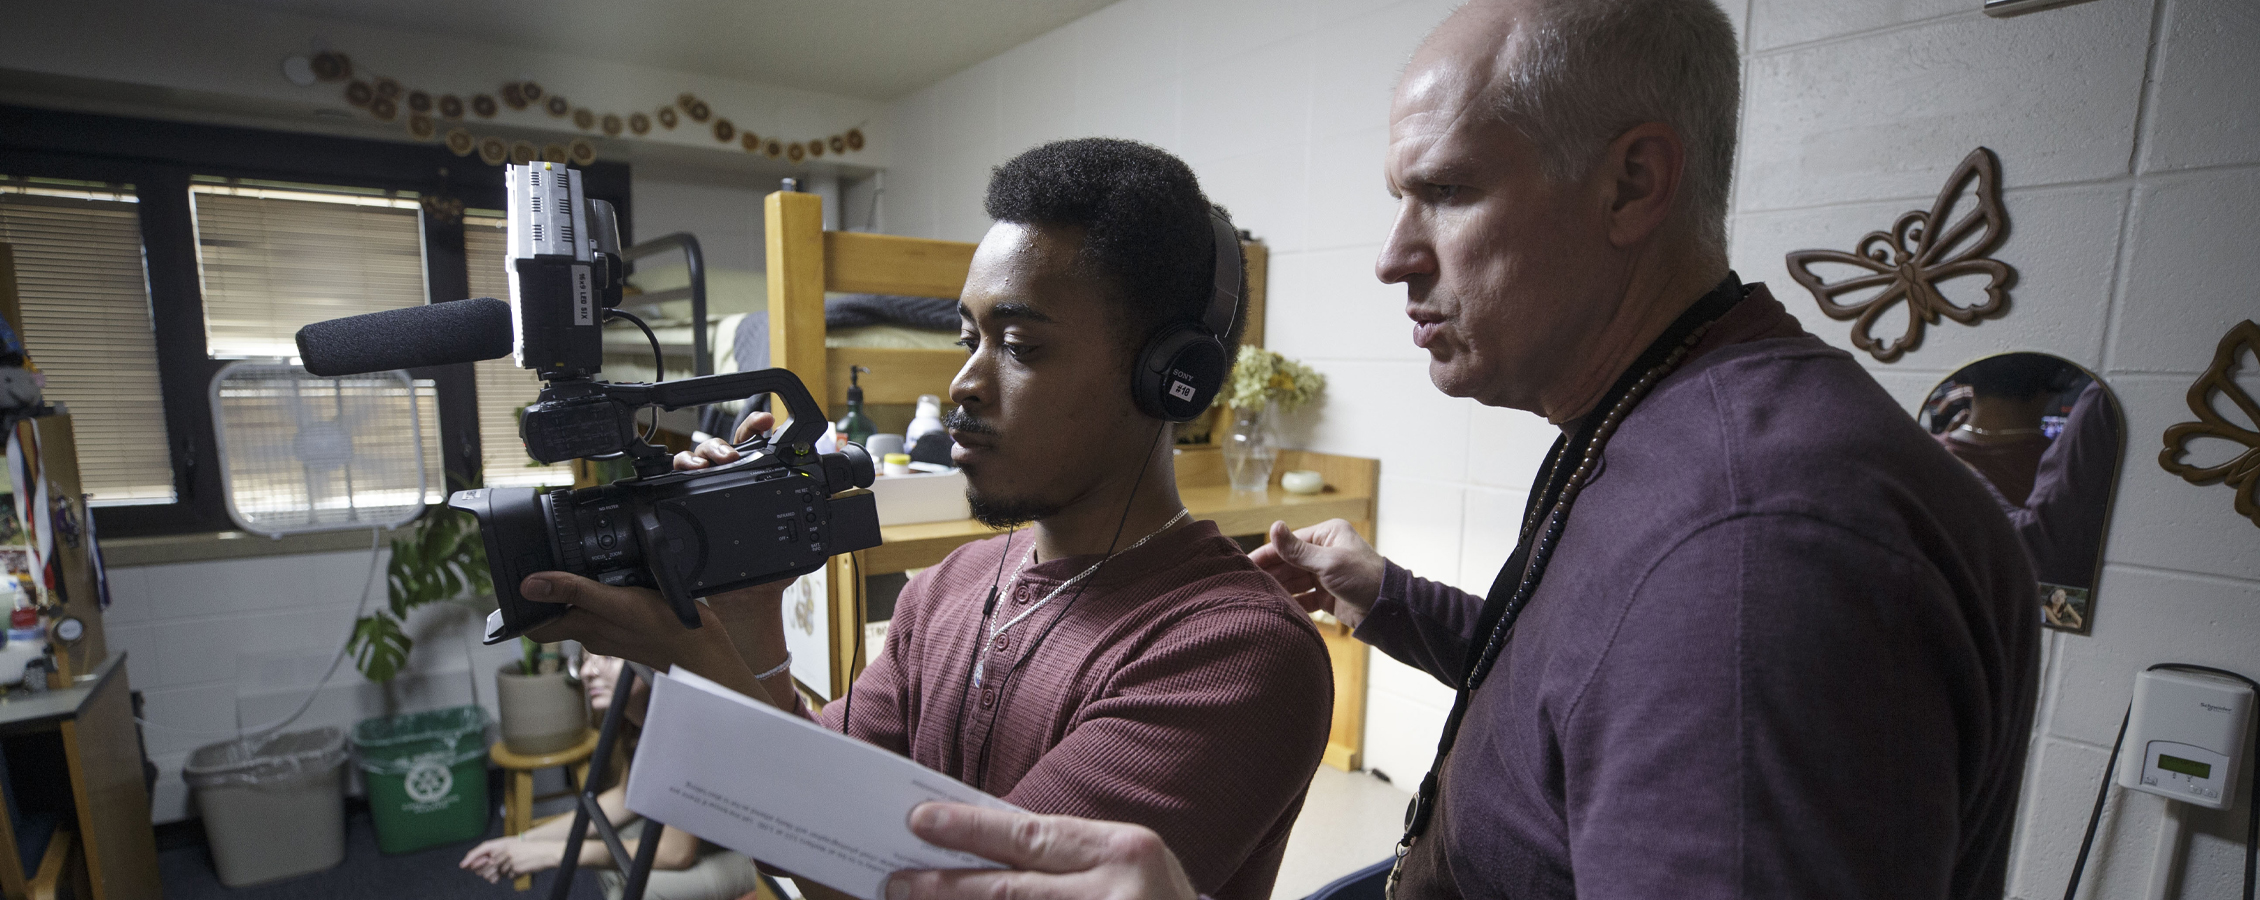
left=460, top=162, right=879, bottom=642
left=452, top=411, right=879, bottom=644
left=292, top=163, right=883, bottom=645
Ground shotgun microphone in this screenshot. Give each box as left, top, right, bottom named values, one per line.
left=294, top=297, right=514, bottom=376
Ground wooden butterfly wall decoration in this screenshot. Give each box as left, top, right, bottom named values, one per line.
left=1786, top=147, right=2016, bottom=362
left=2160, top=319, right=2260, bottom=529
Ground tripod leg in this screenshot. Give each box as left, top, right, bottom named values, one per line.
left=620, top=816, right=668, bottom=900
left=549, top=663, right=641, bottom=900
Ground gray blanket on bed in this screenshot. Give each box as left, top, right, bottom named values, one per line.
left=826, top=293, right=959, bottom=330
left=731, top=294, right=957, bottom=373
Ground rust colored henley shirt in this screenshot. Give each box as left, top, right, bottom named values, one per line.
left=817, top=519, right=1334, bottom=900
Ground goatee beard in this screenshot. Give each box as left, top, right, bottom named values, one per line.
left=966, top=488, right=1060, bottom=530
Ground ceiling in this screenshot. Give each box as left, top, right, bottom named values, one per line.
left=203, top=0, right=1118, bottom=100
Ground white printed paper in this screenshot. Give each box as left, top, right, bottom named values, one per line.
left=628, top=668, right=1016, bottom=900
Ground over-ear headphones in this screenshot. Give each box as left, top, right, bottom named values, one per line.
left=1131, top=207, right=1242, bottom=422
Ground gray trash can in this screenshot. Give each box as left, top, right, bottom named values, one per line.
left=182, top=727, right=348, bottom=887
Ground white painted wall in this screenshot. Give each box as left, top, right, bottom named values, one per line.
left=873, top=0, right=2260, bottom=895
left=634, top=166, right=776, bottom=274
left=0, top=0, right=887, bottom=168
left=1733, top=3, right=2260, bottom=897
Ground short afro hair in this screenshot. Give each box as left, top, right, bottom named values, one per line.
left=1959, top=353, right=2079, bottom=400
left=983, top=138, right=1245, bottom=359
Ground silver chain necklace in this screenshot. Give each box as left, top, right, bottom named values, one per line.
left=971, top=507, right=1190, bottom=689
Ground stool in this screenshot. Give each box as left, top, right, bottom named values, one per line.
left=490, top=730, right=602, bottom=891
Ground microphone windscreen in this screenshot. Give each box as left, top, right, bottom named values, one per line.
left=296, top=297, right=514, bottom=376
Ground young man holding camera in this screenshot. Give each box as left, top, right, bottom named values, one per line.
left=525, top=138, right=1333, bottom=900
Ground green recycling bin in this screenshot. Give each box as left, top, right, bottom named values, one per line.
left=352, top=705, right=491, bottom=853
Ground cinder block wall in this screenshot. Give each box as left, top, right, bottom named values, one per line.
left=106, top=547, right=520, bottom=823
left=874, top=1, right=2260, bottom=895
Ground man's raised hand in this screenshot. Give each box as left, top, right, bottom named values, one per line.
left=1247, top=518, right=1385, bottom=629
left=671, top=411, right=776, bottom=471
left=886, top=803, right=1196, bottom=900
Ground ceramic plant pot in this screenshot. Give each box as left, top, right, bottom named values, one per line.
left=495, top=665, right=586, bottom=755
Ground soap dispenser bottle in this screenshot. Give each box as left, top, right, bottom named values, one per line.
left=905, top=394, right=946, bottom=454
left=837, top=365, right=876, bottom=447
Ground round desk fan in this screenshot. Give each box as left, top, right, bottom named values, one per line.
left=209, top=361, right=429, bottom=537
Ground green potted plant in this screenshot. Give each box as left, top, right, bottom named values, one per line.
left=347, top=498, right=494, bottom=684
left=1220, top=346, right=1325, bottom=492
left=494, top=638, right=586, bottom=755
left=345, top=493, right=500, bottom=853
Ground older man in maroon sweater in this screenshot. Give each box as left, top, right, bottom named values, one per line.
left=522, top=139, right=1333, bottom=900
left=886, top=1, right=2040, bottom=899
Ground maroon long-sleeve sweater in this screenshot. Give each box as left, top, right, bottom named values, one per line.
left=816, top=519, right=1334, bottom=900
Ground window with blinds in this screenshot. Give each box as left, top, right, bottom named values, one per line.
left=465, top=212, right=571, bottom=488
left=0, top=178, right=176, bottom=505
left=189, top=178, right=427, bottom=359
left=193, top=177, right=444, bottom=504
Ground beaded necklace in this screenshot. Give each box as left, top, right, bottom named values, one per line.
left=1386, top=275, right=1747, bottom=898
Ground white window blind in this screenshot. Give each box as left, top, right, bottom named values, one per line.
left=414, top=377, right=445, bottom=503
left=465, top=212, right=570, bottom=489
left=0, top=178, right=176, bottom=505
left=190, top=178, right=427, bottom=359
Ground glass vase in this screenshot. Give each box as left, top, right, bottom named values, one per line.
left=1222, top=401, right=1278, bottom=493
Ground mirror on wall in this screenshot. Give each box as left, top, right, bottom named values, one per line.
left=1919, top=353, right=2124, bottom=634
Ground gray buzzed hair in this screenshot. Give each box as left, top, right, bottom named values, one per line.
left=1487, top=0, right=1740, bottom=252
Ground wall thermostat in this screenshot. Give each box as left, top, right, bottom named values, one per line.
left=2118, top=668, right=2254, bottom=810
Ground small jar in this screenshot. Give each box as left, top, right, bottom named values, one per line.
left=882, top=453, right=914, bottom=477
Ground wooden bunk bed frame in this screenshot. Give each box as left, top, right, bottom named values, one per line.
left=762, top=190, right=1375, bottom=771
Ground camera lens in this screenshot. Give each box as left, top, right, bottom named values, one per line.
left=448, top=486, right=562, bottom=643
left=549, top=488, right=642, bottom=578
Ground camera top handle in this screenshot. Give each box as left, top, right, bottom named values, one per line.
left=604, top=367, right=829, bottom=476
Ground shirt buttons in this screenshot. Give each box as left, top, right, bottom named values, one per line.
left=993, top=635, right=1010, bottom=650
left=980, top=689, right=995, bottom=708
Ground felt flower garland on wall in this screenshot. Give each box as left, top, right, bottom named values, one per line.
left=302, top=51, right=866, bottom=167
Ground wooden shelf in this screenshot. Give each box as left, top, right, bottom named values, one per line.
left=856, top=445, right=1377, bottom=581
left=862, top=481, right=1371, bottom=575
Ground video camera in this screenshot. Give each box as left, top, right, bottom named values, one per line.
left=296, top=162, right=880, bottom=644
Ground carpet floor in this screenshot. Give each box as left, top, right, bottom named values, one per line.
left=156, top=777, right=604, bottom=900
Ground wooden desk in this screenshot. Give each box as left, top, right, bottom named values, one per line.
left=861, top=481, right=1374, bottom=575
left=0, top=654, right=159, bottom=900
left=860, top=446, right=1375, bottom=576
left=832, top=446, right=1378, bottom=771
